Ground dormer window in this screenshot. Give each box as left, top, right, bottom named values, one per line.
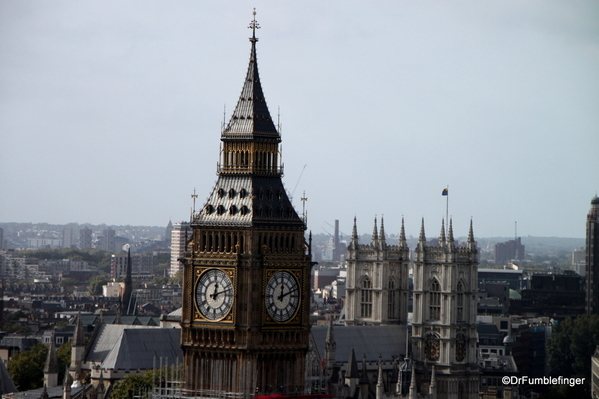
left=228, top=189, right=236, bottom=198
left=217, top=205, right=225, bottom=215
left=205, top=205, right=214, bottom=214
left=239, top=189, right=247, bottom=199
left=218, top=188, right=225, bottom=198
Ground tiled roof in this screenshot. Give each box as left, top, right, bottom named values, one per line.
left=222, top=40, right=279, bottom=140
left=194, top=176, right=303, bottom=227
left=311, top=324, right=407, bottom=363
left=86, top=324, right=182, bottom=370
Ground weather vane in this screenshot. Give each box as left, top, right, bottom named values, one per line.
left=248, top=8, right=260, bottom=41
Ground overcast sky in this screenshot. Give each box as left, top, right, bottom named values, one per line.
left=1, top=1, right=598, bottom=239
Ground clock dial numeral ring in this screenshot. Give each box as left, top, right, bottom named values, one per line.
left=265, top=271, right=300, bottom=322
left=195, top=268, right=234, bottom=321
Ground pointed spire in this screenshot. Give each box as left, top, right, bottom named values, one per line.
left=429, top=365, right=437, bottom=399
left=223, top=9, right=278, bottom=139
left=399, top=217, right=407, bottom=248
left=447, top=218, right=456, bottom=250
left=371, top=217, right=378, bottom=246
left=349, top=217, right=359, bottom=250
left=122, top=247, right=133, bottom=316
left=379, top=216, right=387, bottom=248
left=467, top=218, right=476, bottom=251
left=73, top=312, right=85, bottom=347
left=439, top=219, right=446, bottom=246
left=416, top=218, right=426, bottom=252
left=44, top=337, right=58, bottom=373
left=360, top=354, right=370, bottom=385
left=408, top=364, right=417, bottom=399
left=347, top=347, right=360, bottom=379
left=376, top=356, right=384, bottom=399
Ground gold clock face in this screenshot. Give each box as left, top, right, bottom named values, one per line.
left=195, top=268, right=234, bottom=321
left=265, top=271, right=300, bottom=322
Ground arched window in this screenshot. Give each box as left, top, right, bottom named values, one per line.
left=388, top=279, right=397, bottom=319
left=429, top=280, right=441, bottom=321
left=456, top=282, right=464, bottom=322
left=360, top=277, right=373, bottom=318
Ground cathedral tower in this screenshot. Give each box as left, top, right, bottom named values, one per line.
left=345, top=217, right=410, bottom=325
left=585, top=196, right=599, bottom=315
left=411, top=219, right=479, bottom=399
left=181, top=12, right=314, bottom=397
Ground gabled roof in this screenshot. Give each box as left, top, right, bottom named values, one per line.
left=86, top=324, right=182, bottom=370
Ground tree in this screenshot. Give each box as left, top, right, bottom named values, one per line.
left=57, top=341, right=71, bottom=382
left=7, top=342, right=47, bottom=391
left=111, top=365, right=182, bottom=399
left=169, top=271, right=182, bottom=285
left=547, top=314, right=599, bottom=396
left=88, top=275, right=108, bottom=296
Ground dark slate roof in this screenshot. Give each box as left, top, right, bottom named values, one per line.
left=86, top=324, right=182, bottom=370
left=311, top=325, right=407, bottom=364
left=194, top=176, right=303, bottom=228
left=222, top=38, right=279, bottom=140
left=80, top=314, right=160, bottom=326
left=0, top=355, right=16, bottom=395
left=477, top=323, right=500, bottom=335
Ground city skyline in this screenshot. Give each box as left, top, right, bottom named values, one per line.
left=1, top=1, right=598, bottom=239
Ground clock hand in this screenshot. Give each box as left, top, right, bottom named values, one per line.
left=210, top=283, right=219, bottom=299
left=278, top=287, right=298, bottom=301
left=211, top=287, right=232, bottom=299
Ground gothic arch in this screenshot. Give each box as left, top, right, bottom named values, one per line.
left=429, top=278, right=441, bottom=321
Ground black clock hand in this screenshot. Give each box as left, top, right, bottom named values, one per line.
left=210, top=283, right=219, bottom=299
left=278, top=287, right=298, bottom=301
left=211, top=287, right=232, bottom=299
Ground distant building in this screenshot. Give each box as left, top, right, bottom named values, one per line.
left=478, top=268, right=523, bottom=291
left=494, top=237, right=525, bottom=264
left=0, top=227, right=3, bottom=250
left=79, top=226, right=92, bottom=249
left=169, top=222, right=189, bottom=277
left=511, top=272, right=584, bottom=320
left=96, top=228, right=116, bottom=252
left=62, top=228, right=76, bottom=248
left=26, top=238, right=62, bottom=249
left=572, top=246, right=585, bottom=276
left=110, top=253, right=153, bottom=280
left=313, top=267, right=340, bottom=290
left=586, top=196, right=599, bottom=315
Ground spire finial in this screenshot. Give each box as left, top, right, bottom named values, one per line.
left=399, top=217, right=407, bottom=249
left=371, top=216, right=378, bottom=245
left=439, top=219, right=446, bottom=245
left=248, top=8, right=260, bottom=42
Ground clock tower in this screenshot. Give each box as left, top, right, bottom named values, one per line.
left=181, top=12, right=314, bottom=397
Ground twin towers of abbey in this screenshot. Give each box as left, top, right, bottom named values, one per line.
left=178, top=12, right=479, bottom=399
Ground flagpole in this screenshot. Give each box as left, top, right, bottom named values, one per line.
left=445, top=185, right=449, bottom=235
